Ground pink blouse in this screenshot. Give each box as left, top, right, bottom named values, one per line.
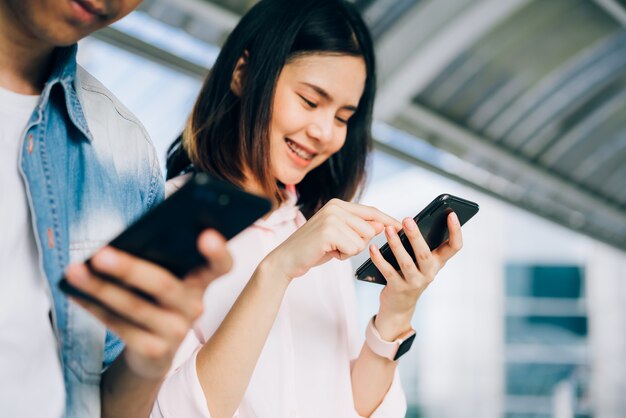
left=152, top=179, right=406, bottom=418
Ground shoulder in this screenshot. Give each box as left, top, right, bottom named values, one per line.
left=75, top=65, right=163, bottom=208
left=74, top=65, right=154, bottom=153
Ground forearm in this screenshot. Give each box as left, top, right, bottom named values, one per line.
left=351, top=344, right=396, bottom=416
left=351, top=312, right=413, bottom=416
left=101, top=353, right=164, bottom=418
left=196, top=259, right=289, bottom=418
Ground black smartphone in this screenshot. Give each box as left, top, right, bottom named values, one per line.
left=59, top=172, right=272, bottom=301
left=355, top=194, right=479, bottom=285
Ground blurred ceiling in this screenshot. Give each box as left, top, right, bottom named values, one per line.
left=97, top=0, right=626, bottom=251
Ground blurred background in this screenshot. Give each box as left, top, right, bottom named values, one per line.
left=77, top=0, right=626, bottom=417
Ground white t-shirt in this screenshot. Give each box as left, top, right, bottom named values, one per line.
left=0, top=86, right=65, bottom=418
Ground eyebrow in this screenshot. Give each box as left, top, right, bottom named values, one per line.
left=300, top=82, right=358, bottom=112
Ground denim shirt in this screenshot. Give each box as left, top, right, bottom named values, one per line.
left=18, top=45, right=164, bottom=418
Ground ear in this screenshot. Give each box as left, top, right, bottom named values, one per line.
left=230, top=51, right=249, bottom=97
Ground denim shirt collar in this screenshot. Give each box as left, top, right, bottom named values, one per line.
left=40, top=44, right=93, bottom=142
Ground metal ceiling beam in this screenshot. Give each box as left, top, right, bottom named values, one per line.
left=374, top=0, right=529, bottom=121
left=161, top=0, right=240, bottom=34
left=91, top=27, right=208, bottom=78
left=374, top=0, right=472, bottom=84
left=397, top=103, right=626, bottom=229
left=594, top=0, right=626, bottom=26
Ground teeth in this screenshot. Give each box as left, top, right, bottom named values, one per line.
left=286, top=139, right=314, bottom=160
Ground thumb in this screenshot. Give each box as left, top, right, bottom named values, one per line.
left=368, top=220, right=385, bottom=235
left=193, top=230, right=233, bottom=283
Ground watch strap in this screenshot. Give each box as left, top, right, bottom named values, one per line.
left=365, top=315, right=416, bottom=361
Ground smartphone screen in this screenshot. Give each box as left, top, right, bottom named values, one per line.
left=355, top=194, right=479, bottom=285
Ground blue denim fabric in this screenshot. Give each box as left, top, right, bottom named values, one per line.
left=18, top=45, right=164, bottom=417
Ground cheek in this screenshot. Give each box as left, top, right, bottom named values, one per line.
left=329, top=131, right=348, bottom=154
left=271, top=100, right=307, bottom=136
left=15, top=3, right=89, bottom=45
left=312, top=133, right=347, bottom=170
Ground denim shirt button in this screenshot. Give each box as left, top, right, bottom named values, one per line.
left=47, top=228, right=55, bottom=249
left=27, top=134, right=34, bottom=154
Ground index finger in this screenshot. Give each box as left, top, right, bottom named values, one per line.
left=88, top=246, right=186, bottom=308
left=337, top=201, right=402, bottom=229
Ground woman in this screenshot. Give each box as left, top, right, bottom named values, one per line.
left=154, top=0, right=463, bottom=417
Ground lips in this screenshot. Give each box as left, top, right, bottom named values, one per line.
left=285, top=138, right=317, bottom=161
left=76, top=0, right=107, bottom=16
left=75, top=0, right=108, bottom=16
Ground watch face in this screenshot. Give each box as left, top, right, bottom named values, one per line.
left=393, top=333, right=416, bottom=361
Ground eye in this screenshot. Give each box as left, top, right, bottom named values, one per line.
left=298, top=94, right=318, bottom=108
left=335, top=111, right=354, bottom=125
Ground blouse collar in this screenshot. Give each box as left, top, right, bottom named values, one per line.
left=253, top=185, right=305, bottom=229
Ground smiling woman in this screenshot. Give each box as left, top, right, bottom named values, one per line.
left=166, top=0, right=376, bottom=219
left=156, top=0, right=465, bottom=417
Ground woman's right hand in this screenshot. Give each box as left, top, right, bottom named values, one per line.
left=262, top=199, right=401, bottom=281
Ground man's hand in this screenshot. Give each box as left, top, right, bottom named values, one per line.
left=64, top=229, right=232, bottom=379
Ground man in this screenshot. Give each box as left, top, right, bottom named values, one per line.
left=0, top=1, right=232, bottom=417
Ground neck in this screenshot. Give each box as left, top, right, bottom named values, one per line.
left=242, top=179, right=265, bottom=197
left=240, top=166, right=265, bottom=196
left=0, top=4, right=55, bottom=95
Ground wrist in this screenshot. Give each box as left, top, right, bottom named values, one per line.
left=366, top=315, right=416, bottom=362
left=374, top=310, right=414, bottom=341
left=256, top=255, right=292, bottom=289
left=119, top=349, right=169, bottom=383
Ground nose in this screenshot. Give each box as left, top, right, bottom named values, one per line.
left=307, top=113, right=335, bottom=144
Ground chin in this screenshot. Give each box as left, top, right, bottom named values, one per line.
left=277, top=172, right=307, bottom=187
left=50, top=34, right=85, bottom=46
left=35, top=23, right=90, bottom=46
left=281, top=177, right=306, bottom=187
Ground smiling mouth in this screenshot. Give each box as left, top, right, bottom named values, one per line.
left=285, top=138, right=316, bottom=161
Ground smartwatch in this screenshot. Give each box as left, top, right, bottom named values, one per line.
left=365, top=315, right=416, bottom=361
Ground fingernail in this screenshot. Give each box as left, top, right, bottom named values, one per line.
left=96, top=248, right=117, bottom=268
left=202, top=231, right=222, bottom=250
left=450, top=212, right=459, bottom=225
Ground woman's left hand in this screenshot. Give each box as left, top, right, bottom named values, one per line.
left=369, top=212, right=463, bottom=339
